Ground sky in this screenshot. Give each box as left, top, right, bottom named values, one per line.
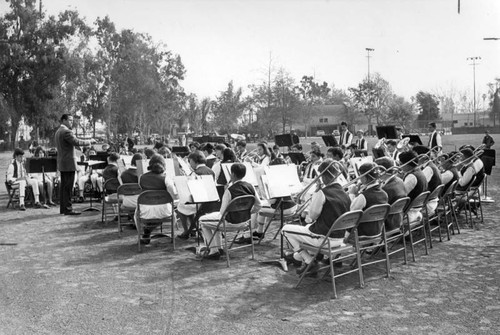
left=2, top=0, right=500, bottom=103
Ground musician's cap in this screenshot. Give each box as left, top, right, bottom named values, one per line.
left=356, top=129, right=364, bottom=134
left=428, top=122, right=436, bottom=128
left=13, top=148, right=24, bottom=157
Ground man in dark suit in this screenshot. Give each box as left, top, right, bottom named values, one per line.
left=54, top=114, right=95, bottom=215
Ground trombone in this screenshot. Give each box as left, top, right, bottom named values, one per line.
left=293, top=160, right=344, bottom=216
left=343, top=164, right=387, bottom=192
left=452, top=148, right=485, bottom=169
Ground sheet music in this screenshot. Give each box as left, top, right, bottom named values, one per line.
left=221, top=162, right=259, bottom=186
left=176, top=156, right=192, bottom=175
left=121, top=155, right=132, bottom=168
left=117, top=158, right=127, bottom=174
left=187, top=175, right=219, bottom=203
left=174, top=176, right=194, bottom=203
left=265, top=165, right=302, bottom=198
left=136, top=159, right=150, bottom=176
left=164, top=158, right=176, bottom=178
left=253, top=166, right=270, bottom=200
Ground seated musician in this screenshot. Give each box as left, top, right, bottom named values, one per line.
left=213, top=145, right=236, bottom=200
left=282, top=159, right=351, bottom=275
left=199, top=163, right=262, bottom=260
left=188, top=141, right=200, bottom=153
left=30, top=147, right=56, bottom=207
left=385, top=140, right=400, bottom=162
left=413, top=145, right=443, bottom=215
left=272, top=144, right=283, bottom=161
left=347, top=162, right=388, bottom=238
left=399, top=151, right=428, bottom=223
left=456, top=147, right=484, bottom=192
left=302, top=149, right=323, bottom=182
left=76, top=149, right=103, bottom=203
left=119, top=153, right=144, bottom=184
left=248, top=142, right=271, bottom=167
left=102, top=152, right=120, bottom=182
left=439, top=152, right=459, bottom=194
left=6, top=148, right=47, bottom=210
left=177, top=150, right=217, bottom=240
left=136, top=154, right=178, bottom=245
left=326, top=146, right=349, bottom=179
left=355, top=130, right=368, bottom=151
left=200, top=143, right=217, bottom=168
left=235, top=140, right=248, bottom=161
left=376, top=157, right=407, bottom=231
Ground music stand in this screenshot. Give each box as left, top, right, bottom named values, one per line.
left=26, top=157, right=57, bottom=204
left=82, top=156, right=108, bottom=212
left=287, top=152, right=306, bottom=165
left=172, top=146, right=190, bottom=158
left=353, top=150, right=368, bottom=157
left=274, top=134, right=294, bottom=148
left=480, top=149, right=495, bottom=203
left=402, top=135, right=422, bottom=145
left=322, top=135, right=338, bottom=147
left=376, top=126, right=398, bottom=139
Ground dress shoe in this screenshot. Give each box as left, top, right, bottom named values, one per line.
left=47, top=201, right=56, bottom=207
left=19, top=204, right=26, bottom=211
left=234, top=236, right=252, bottom=245
left=34, top=202, right=42, bottom=208
left=64, top=211, right=81, bottom=216
left=252, top=231, right=265, bottom=240
left=284, top=252, right=302, bottom=267
left=204, top=252, right=221, bottom=260
left=296, top=260, right=320, bottom=276
left=177, top=232, right=190, bottom=240
left=140, top=238, right=151, bottom=245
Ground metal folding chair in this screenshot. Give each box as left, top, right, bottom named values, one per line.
left=101, top=178, right=120, bottom=223
left=426, top=184, right=445, bottom=248
left=116, top=183, right=142, bottom=236
left=296, top=210, right=364, bottom=299
left=403, top=191, right=431, bottom=262
left=136, top=190, right=176, bottom=252
left=203, top=195, right=256, bottom=267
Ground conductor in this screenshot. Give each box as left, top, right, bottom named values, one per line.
left=54, top=114, right=95, bottom=215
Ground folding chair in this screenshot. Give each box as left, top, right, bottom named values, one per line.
left=101, top=178, right=120, bottom=223
left=203, top=195, right=256, bottom=267
left=116, top=183, right=142, bottom=236
left=258, top=198, right=297, bottom=244
left=5, top=181, right=20, bottom=209
left=468, top=174, right=485, bottom=227
left=4, top=180, right=34, bottom=209
left=136, top=190, right=176, bottom=252
left=296, top=210, right=364, bottom=299
left=426, top=184, right=445, bottom=248
left=454, top=176, right=476, bottom=229
left=356, top=204, right=391, bottom=277
left=437, top=181, right=459, bottom=240
left=403, top=191, right=431, bottom=262
left=385, top=197, right=411, bottom=266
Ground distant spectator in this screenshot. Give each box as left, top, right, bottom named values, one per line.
left=483, top=130, right=495, bottom=149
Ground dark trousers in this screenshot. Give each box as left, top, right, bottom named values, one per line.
left=60, top=171, right=75, bottom=214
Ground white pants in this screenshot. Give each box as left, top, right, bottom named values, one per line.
left=256, top=202, right=297, bottom=233
left=78, top=173, right=103, bottom=194
left=200, top=211, right=247, bottom=253
left=282, top=223, right=344, bottom=264
left=12, top=178, right=40, bottom=205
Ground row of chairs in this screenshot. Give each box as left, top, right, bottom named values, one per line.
left=295, top=176, right=485, bottom=299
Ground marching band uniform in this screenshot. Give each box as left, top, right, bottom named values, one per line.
left=422, top=161, right=443, bottom=215
left=428, top=122, right=442, bottom=152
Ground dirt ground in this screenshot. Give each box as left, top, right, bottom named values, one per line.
left=0, top=138, right=499, bottom=335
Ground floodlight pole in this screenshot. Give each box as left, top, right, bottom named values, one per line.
left=467, top=56, right=481, bottom=126
left=366, top=48, right=374, bottom=81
